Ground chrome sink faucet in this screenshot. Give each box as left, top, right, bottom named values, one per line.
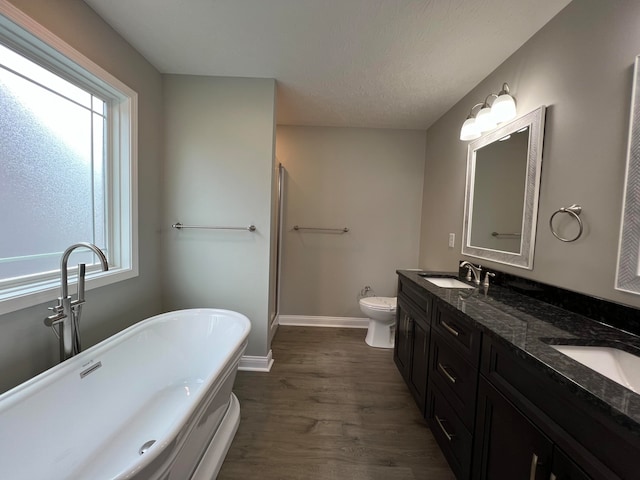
left=460, top=261, right=482, bottom=285
left=44, top=243, right=109, bottom=362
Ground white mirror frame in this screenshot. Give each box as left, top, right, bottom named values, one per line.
left=462, top=106, right=546, bottom=270
left=616, top=56, right=640, bottom=294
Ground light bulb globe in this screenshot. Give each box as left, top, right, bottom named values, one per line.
left=460, top=117, right=480, bottom=141
left=475, top=106, right=496, bottom=132
left=491, top=94, right=517, bottom=123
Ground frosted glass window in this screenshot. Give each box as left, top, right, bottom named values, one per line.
left=0, top=5, right=137, bottom=316
left=0, top=44, right=107, bottom=282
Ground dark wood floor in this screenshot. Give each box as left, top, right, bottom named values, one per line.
left=217, top=326, right=455, bottom=479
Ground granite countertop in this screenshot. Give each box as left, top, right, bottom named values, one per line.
left=397, top=270, right=640, bottom=434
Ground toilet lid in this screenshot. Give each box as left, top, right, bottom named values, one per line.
left=359, top=296, right=397, bottom=312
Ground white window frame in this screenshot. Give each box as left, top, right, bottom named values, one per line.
left=0, top=1, right=138, bottom=315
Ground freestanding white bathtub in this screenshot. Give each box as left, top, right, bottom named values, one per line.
left=0, top=308, right=251, bottom=480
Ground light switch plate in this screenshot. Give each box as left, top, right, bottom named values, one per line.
left=448, top=233, right=455, bottom=248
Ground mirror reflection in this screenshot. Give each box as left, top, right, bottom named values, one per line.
left=469, top=127, right=529, bottom=254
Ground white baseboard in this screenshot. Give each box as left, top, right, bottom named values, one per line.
left=278, top=315, right=369, bottom=329
left=239, top=350, right=274, bottom=372
left=269, top=314, right=279, bottom=343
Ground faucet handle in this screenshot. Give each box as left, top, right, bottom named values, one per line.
left=47, top=298, right=63, bottom=313
left=483, top=272, right=496, bottom=287
left=44, top=311, right=66, bottom=326
left=44, top=298, right=65, bottom=326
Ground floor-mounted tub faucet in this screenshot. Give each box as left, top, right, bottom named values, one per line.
left=44, top=243, right=109, bottom=362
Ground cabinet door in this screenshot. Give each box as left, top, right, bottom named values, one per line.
left=409, top=319, right=429, bottom=412
left=473, top=378, right=553, bottom=480
left=551, top=449, right=591, bottom=480
left=481, top=337, right=626, bottom=480
left=394, top=304, right=413, bottom=380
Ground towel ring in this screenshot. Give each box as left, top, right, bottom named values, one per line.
left=549, top=204, right=583, bottom=242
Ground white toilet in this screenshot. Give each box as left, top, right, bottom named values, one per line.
left=359, top=296, right=397, bottom=348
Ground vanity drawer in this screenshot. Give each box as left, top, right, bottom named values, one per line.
left=427, top=382, right=473, bottom=480
left=430, top=331, right=479, bottom=430
left=398, top=277, right=431, bottom=318
left=398, top=292, right=428, bottom=328
left=433, top=304, right=481, bottom=366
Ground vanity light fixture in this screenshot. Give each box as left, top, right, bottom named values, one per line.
left=491, top=83, right=517, bottom=123
left=475, top=94, right=499, bottom=132
left=459, top=82, right=517, bottom=141
left=460, top=103, right=484, bottom=141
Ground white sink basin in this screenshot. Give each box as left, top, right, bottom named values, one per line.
left=550, top=345, right=640, bottom=393
left=423, top=277, right=474, bottom=289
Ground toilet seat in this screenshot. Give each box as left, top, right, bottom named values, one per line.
left=359, top=296, right=397, bottom=312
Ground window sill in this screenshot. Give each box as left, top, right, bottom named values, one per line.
left=0, top=267, right=138, bottom=316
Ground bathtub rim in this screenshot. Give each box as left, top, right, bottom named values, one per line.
left=0, top=308, right=250, bottom=404
left=0, top=308, right=251, bottom=479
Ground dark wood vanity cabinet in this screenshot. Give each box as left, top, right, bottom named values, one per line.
left=477, top=336, right=629, bottom=480
left=474, top=377, right=555, bottom=480
left=427, top=382, right=475, bottom=478
left=394, top=274, right=640, bottom=480
left=409, top=318, right=429, bottom=410
left=425, top=303, right=482, bottom=479
left=474, top=377, right=591, bottom=480
left=394, top=304, right=412, bottom=378
left=552, top=449, right=592, bottom=480
left=394, top=278, right=432, bottom=414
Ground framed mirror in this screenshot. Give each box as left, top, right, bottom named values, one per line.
left=616, top=56, right=640, bottom=294
left=462, top=106, right=546, bottom=269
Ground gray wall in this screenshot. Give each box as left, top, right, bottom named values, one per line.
left=276, top=126, right=425, bottom=317
left=420, top=0, right=640, bottom=308
left=0, top=0, right=164, bottom=393
left=161, top=75, right=276, bottom=357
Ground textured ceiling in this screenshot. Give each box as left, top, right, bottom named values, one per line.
left=83, top=0, right=571, bottom=129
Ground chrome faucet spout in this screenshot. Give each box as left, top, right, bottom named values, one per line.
left=44, top=242, right=109, bottom=362
left=460, top=261, right=482, bottom=285
left=60, top=242, right=108, bottom=299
